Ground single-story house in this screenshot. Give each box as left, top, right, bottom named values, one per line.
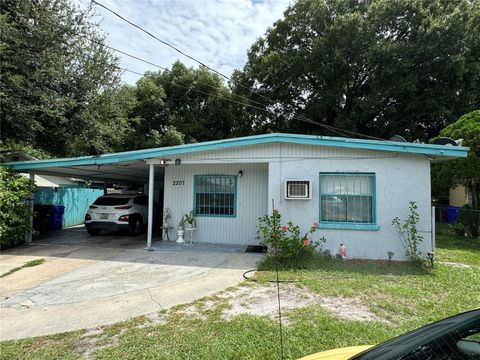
left=5, top=133, right=468, bottom=260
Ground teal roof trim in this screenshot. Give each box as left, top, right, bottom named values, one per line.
left=5, top=133, right=468, bottom=171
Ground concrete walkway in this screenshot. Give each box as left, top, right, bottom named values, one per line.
left=0, top=228, right=263, bottom=340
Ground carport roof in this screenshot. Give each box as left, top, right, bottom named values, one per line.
left=4, top=133, right=468, bottom=182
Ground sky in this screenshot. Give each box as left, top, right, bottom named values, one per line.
left=84, top=0, right=292, bottom=84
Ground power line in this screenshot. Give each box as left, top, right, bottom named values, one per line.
left=81, top=34, right=274, bottom=111
left=91, top=0, right=385, bottom=141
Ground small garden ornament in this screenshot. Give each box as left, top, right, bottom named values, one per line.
left=338, top=243, right=347, bottom=260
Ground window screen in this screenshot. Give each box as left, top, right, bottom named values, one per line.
left=194, top=175, right=236, bottom=217
left=319, top=173, right=375, bottom=224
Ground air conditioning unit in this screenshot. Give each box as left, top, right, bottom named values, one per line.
left=285, top=180, right=311, bottom=199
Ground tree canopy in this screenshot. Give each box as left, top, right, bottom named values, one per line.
left=233, top=0, right=480, bottom=140
left=0, top=0, right=122, bottom=157
left=431, top=110, right=480, bottom=209
left=1, top=0, right=479, bottom=159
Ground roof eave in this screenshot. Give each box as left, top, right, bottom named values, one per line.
left=4, top=133, right=469, bottom=171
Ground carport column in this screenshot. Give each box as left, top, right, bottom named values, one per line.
left=25, top=172, right=35, bottom=243
left=147, top=162, right=155, bottom=249
left=145, top=159, right=163, bottom=250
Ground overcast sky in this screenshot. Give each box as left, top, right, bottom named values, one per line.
left=85, top=0, right=292, bottom=84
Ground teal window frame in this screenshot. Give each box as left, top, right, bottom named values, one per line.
left=319, top=173, right=379, bottom=231
left=193, top=175, right=237, bottom=218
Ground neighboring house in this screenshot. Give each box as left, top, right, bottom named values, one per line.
left=1, top=150, right=103, bottom=228
left=449, top=185, right=472, bottom=207
left=6, top=133, right=468, bottom=259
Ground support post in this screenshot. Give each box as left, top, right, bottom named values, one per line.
left=25, top=172, right=35, bottom=243
left=147, top=163, right=155, bottom=250
left=431, top=206, right=436, bottom=251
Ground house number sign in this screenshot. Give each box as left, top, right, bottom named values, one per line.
left=173, top=180, right=185, bottom=186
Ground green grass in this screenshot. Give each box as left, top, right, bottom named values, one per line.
left=435, top=223, right=480, bottom=265
left=1, top=228, right=479, bottom=360
left=0, top=259, right=45, bottom=278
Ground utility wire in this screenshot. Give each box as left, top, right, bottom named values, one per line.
left=82, top=34, right=274, bottom=111
left=91, top=0, right=385, bottom=141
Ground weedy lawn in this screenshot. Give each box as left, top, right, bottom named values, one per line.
left=1, top=225, right=479, bottom=360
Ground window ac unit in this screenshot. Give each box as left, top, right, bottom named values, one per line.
left=285, top=180, right=311, bottom=199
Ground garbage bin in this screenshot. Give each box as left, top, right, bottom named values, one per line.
left=33, top=204, right=55, bottom=232
left=446, top=205, right=460, bottom=224
left=50, top=205, right=65, bottom=231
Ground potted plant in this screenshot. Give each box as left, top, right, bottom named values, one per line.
left=176, top=215, right=186, bottom=243
left=163, top=208, right=171, bottom=228
left=184, top=210, right=196, bottom=230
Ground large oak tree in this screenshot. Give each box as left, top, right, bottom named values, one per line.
left=233, top=0, right=480, bottom=140
left=0, top=0, right=124, bottom=156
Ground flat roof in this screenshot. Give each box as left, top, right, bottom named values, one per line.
left=3, top=133, right=468, bottom=182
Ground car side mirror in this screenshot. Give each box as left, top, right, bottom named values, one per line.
left=457, top=340, right=480, bottom=356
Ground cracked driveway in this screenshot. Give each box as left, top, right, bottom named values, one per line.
left=0, top=228, right=263, bottom=340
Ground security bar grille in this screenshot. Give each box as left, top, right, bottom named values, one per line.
left=194, top=175, right=236, bottom=217
left=319, top=173, right=375, bottom=224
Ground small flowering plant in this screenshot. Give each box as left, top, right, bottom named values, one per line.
left=257, top=209, right=326, bottom=259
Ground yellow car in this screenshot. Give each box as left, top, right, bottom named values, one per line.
left=299, top=309, right=480, bottom=360
left=299, top=346, right=373, bottom=360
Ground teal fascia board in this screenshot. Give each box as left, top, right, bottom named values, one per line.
left=318, top=222, right=380, bottom=231
left=5, top=133, right=468, bottom=171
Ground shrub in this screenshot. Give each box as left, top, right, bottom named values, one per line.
left=257, top=209, right=326, bottom=259
left=391, top=201, right=424, bottom=263
left=458, top=205, right=480, bottom=238
left=0, top=167, right=35, bottom=249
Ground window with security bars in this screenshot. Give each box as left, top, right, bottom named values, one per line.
left=194, top=175, right=237, bottom=217
left=319, top=173, right=375, bottom=224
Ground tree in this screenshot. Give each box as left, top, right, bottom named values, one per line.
left=234, top=0, right=480, bottom=140
left=120, top=62, right=238, bottom=150
left=0, top=0, right=122, bottom=157
left=431, top=110, right=480, bottom=210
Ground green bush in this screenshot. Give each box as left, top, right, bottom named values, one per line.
left=257, top=209, right=326, bottom=259
left=458, top=205, right=480, bottom=238
left=0, top=167, right=35, bottom=249
left=392, top=201, right=425, bottom=263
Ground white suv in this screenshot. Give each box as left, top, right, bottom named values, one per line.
left=84, top=194, right=159, bottom=236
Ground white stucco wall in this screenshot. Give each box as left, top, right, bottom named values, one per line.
left=163, top=163, right=268, bottom=245
left=267, top=151, right=433, bottom=261
left=162, top=143, right=433, bottom=260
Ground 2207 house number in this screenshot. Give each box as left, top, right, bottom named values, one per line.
left=173, top=180, right=185, bottom=186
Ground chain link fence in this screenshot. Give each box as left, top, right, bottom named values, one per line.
left=435, top=205, right=480, bottom=238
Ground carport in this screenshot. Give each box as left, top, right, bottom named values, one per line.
left=7, top=150, right=170, bottom=249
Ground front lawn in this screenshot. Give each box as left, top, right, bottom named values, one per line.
left=1, top=226, right=479, bottom=360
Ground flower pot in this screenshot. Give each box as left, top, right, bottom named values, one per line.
left=185, top=222, right=195, bottom=230
left=176, top=229, right=185, bottom=243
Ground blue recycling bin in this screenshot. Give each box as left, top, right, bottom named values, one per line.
left=446, top=205, right=460, bottom=224
left=50, top=205, right=65, bottom=231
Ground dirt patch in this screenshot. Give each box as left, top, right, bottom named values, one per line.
left=176, top=304, right=208, bottom=320
left=219, top=284, right=385, bottom=323
left=75, top=327, right=123, bottom=359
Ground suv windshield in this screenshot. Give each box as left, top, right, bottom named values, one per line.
left=93, top=197, right=131, bottom=206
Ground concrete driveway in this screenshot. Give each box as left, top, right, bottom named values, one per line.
left=0, top=228, right=263, bottom=340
